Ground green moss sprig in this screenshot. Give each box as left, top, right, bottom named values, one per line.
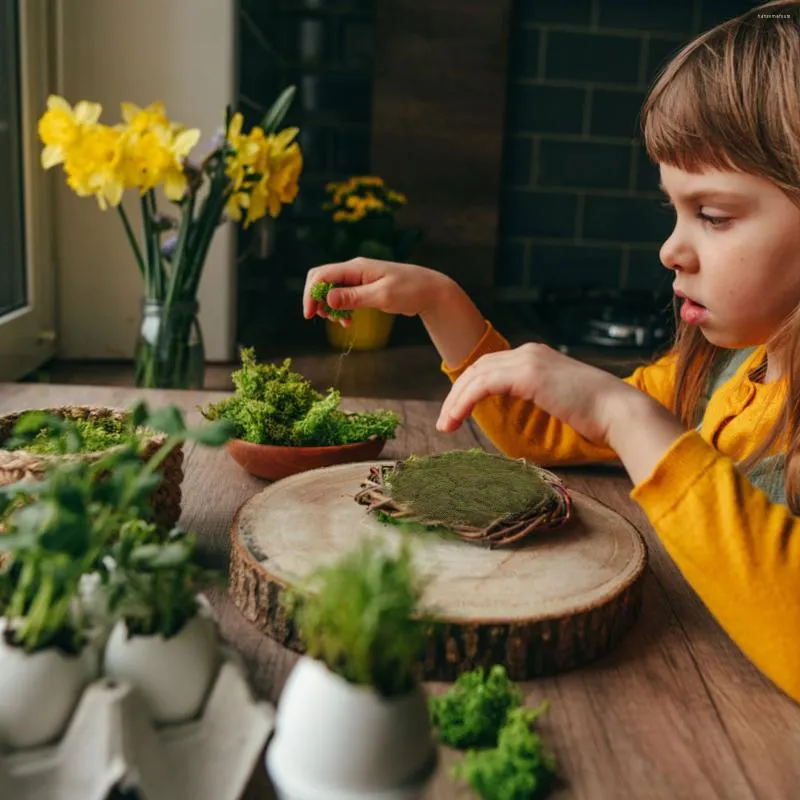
left=429, top=664, right=523, bottom=748
left=430, top=665, right=557, bottom=800
left=285, top=537, right=428, bottom=697
left=201, top=348, right=400, bottom=447
left=453, top=706, right=557, bottom=800
left=310, top=281, right=352, bottom=320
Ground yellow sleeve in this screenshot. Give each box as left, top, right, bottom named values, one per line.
left=441, top=321, right=678, bottom=466
left=631, top=431, right=800, bottom=703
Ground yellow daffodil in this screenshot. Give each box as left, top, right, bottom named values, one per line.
left=119, top=102, right=200, bottom=199
left=224, top=117, right=303, bottom=227
left=63, top=123, right=126, bottom=209
left=38, top=95, right=101, bottom=169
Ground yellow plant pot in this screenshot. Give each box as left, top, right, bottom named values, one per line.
left=325, top=308, right=395, bottom=351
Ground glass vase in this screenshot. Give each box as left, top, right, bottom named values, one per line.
left=134, top=298, right=205, bottom=389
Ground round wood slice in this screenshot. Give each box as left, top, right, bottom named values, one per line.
left=229, top=461, right=647, bottom=681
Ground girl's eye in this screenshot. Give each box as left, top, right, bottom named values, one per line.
left=697, top=211, right=731, bottom=227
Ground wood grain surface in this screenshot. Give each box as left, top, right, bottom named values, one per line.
left=1, top=383, right=798, bottom=799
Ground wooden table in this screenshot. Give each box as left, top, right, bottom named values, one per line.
left=2, top=382, right=799, bottom=800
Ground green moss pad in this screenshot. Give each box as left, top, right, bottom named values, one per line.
left=385, top=450, right=553, bottom=529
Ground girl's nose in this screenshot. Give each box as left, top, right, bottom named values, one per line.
left=659, top=227, right=697, bottom=273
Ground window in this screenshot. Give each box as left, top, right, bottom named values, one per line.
left=0, top=0, right=55, bottom=381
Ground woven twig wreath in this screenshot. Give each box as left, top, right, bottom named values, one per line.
left=354, top=450, right=572, bottom=548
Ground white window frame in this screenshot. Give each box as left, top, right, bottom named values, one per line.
left=0, top=0, right=56, bottom=381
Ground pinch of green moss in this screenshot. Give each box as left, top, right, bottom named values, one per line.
left=4, top=416, right=143, bottom=455
left=452, top=706, right=557, bottom=800
left=310, top=281, right=352, bottom=320
left=201, top=348, right=400, bottom=447
left=429, top=665, right=523, bottom=749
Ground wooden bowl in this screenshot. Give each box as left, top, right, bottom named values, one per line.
left=226, top=438, right=387, bottom=481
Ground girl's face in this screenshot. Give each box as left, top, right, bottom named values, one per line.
left=659, top=164, right=800, bottom=350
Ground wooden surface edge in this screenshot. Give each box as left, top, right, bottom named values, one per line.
left=228, top=494, right=648, bottom=681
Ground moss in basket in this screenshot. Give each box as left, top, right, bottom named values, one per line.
left=284, top=536, right=428, bottom=698
left=3, top=412, right=147, bottom=455
left=0, top=402, right=234, bottom=653
left=201, top=347, right=400, bottom=447
left=309, top=280, right=352, bottom=321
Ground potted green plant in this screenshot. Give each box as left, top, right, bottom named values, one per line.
left=266, top=536, right=437, bottom=799
left=201, top=348, right=401, bottom=480
left=102, top=527, right=222, bottom=725
left=0, top=403, right=233, bottom=749
left=318, top=175, right=422, bottom=351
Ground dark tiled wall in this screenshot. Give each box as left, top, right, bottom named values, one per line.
left=496, top=0, right=760, bottom=301
left=236, top=0, right=377, bottom=350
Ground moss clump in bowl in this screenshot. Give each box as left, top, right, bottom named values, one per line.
left=201, top=348, right=399, bottom=447
left=201, top=348, right=400, bottom=480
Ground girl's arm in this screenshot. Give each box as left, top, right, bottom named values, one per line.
left=609, top=394, right=800, bottom=703
left=441, top=322, right=678, bottom=466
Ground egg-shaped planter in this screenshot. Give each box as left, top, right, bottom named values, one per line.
left=103, top=609, right=219, bottom=725
left=0, top=618, right=95, bottom=750
left=267, top=657, right=437, bottom=800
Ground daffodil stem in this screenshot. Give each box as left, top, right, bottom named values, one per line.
left=117, top=204, right=146, bottom=285
left=166, top=191, right=195, bottom=310
left=147, top=190, right=165, bottom=299
left=140, top=194, right=157, bottom=298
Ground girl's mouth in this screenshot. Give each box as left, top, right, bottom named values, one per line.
left=678, top=296, right=709, bottom=325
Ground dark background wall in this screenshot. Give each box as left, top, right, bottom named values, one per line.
left=236, top=0, right=762, bottom=354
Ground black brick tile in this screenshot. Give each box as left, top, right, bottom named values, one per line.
left=496, top=240, right=528, bottom=287
left=529, top=243, right=623, bottom=288
left=506, top=84, right=585, bottom=134
left=583, top=195, right=673, bottom=242
left=591, top=89, right=645, bottom=138
left=699, top=0, right=763, bottom=32
left=626, top=248, right=672, bottom=291
left=538, top=140, right=631, bottom=189
left=508, top=26, right=540, bottom=79
left=598, top=0, right=694, bottom=33
left=636, top=145, right=661, bottom=192
left=503, top=137, right=534, bottom=186
left=645, top=37, right=685, bottom=85
left=501, top=190, right=578, bottom=238
left=545, top=31, right=641, bottom=84
left=515, top=0, right=593, bottom=25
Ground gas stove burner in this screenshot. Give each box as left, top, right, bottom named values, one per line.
left=537, top=289, right=675, bottom=350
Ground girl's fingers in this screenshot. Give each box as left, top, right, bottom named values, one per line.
left=437, top=352, right=518, bottom=431
left=302, top=260, right=373, bottom=318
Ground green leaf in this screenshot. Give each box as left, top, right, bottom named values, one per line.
left=130, top=401, right=149, bottom=429
left=259, top=85, right=296, bottom=134
left=189, top=419, right=236, bottom=447
left=145, top=406, right=186, bottom=437
left=0, top=530, right=37, bottom=552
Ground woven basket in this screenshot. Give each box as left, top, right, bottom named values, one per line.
left=0, top=406, right=183, bottom=529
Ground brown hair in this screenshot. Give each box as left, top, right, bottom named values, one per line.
left=640, top=0, right=800, bottom=510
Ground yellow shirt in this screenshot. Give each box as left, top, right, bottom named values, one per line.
left=442, top=322, right=800, bottom=703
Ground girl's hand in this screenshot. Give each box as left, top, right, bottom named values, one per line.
left=437, top=343, right=646, bottom=448
left=303, top=257, right=449, bottom=324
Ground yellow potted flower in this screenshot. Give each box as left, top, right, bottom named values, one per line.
left=37, top=89, right=302, bottom=389
left=320, top=176, right=421, bottom=351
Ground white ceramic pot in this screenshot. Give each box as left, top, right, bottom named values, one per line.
left=267, top=657, right=437, bottom=800
left=0, top=618, right=95, bottom=750
left=103, top=606, right=219, bottom=725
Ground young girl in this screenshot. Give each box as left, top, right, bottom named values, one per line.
left=302, top=0, right=800, bottom=703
